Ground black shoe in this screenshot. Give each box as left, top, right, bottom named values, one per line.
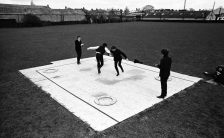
left=98, top=70, right=101, bottom=74
left=116, top=73, right=119, bottom=76
left=77, top=62, right=81, bottom=65
left=157, top=96, right=165, bottom=99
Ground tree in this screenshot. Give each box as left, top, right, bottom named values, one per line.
left=22, top=14, right=42, bottom=27
left=189, top=8, right=195, bottom=11
left=124, top=6, right=130, bottom=15
left=108, top=9, right=115, bottom=23
left=120, top=9, right=123, bottom=22
left=109, top=9, right=115, bottom=16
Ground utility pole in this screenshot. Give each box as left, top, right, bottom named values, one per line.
left=212, top=1, right=215, bottom=12
left=31, top=0, right=34, bottom=6
left=212, top=1, right=216, bottom=20
left=184, top=0, right=187, bottom=10
left=217, top=7, right=222, bottom=20
left=183, top=0, right=187, bottom=21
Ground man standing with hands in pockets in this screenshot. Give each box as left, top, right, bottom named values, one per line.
left=75, top=36, right=84, bottom=64
left=155, top=49, right=172, bottom=99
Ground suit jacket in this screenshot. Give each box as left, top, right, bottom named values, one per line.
left=75, top=40, right=82, bottom=51
left=110, top=49, right=127, bottom=61
left=158, top=56, right=172, bottom=78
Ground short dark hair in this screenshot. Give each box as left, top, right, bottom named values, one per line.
left=102, top=43, right=107, bottom=47
left=77, top=36, right=81, bottom=38
left=161, top=49, right=169, bottom=56
left=111, top=46, right=117, bottom=50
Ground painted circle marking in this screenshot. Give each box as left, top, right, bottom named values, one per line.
left=94, top=96, right=117, bottom=106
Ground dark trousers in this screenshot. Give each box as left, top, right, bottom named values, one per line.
left=96, top=53, right=104, bottom=73
left=114, top=59, right=124, bottom=75
left=160, top=76, right=169, bottom=97
left=76, top=50, right=82, bottom=64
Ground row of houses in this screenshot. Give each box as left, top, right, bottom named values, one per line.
left=206, top=7, right=224, bottom=20
left=0, top=3, right=129, bottom=24
left=0, top=3, right=223, bottom=25
left=138, top=5, right=224, bottom=21
left=0, top=3, right=86, bottom=23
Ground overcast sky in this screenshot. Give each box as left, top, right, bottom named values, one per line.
left=1, top=0, right=223, bottom=10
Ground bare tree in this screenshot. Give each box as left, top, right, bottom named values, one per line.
left=124, top=6, right=130, bottom=15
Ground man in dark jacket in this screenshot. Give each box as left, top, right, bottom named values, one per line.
left=75, top=36, right=84, bottom=64
left=87, top=43, right=110, bottom=74
left=204, top=65, right=224, bottom=85
left=156, top=49, right=172, bottom=99
left=214, top=65, right=224, bottom=84
left=110, top=46, right=128, bottom=76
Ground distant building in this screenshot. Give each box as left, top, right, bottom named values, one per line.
left=206, top=7, right=224, bottom=20
left=141, top=4, right=210, bottom=21
left=0, top=3, right=86, bottom=23
left=89, top=9, right=109, bottom=16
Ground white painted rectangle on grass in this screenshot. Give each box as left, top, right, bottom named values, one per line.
left=19, top=56, right=201, bottom=131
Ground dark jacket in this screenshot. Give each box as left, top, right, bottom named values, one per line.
left=215, top=65, right=224, bottom=84
left=96, top=45, right=106, bottom=55
left=158, top=56, right=172, bottom=78
left=75, top=40, right=82, bottom=51
left=110, top=49, right=127, bottom=61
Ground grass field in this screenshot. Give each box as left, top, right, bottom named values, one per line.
left=0, top=22, right=224, bottom=137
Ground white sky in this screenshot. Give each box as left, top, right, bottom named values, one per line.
left=0, top=0, right=223, bottom=10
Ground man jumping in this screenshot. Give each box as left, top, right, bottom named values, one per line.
left=87, top=43, right=110, bottom=74
left=110, top=46, right=128, bottom=76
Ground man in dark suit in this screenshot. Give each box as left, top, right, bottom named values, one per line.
left=87, top=43, right=110, bottom=74
left=204, top=65, right=224, bottom=85
left=75, top=36, right=84, bottom=64
left=156, top=49, right=172, bottom=99
left=110, top=46, right=128, bottom=76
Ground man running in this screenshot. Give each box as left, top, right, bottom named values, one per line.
left=87, top=43, right=110, bottom=74
left=75, top=36, right=84, bottom=64
left=110, top=46, right=128, bottom=76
